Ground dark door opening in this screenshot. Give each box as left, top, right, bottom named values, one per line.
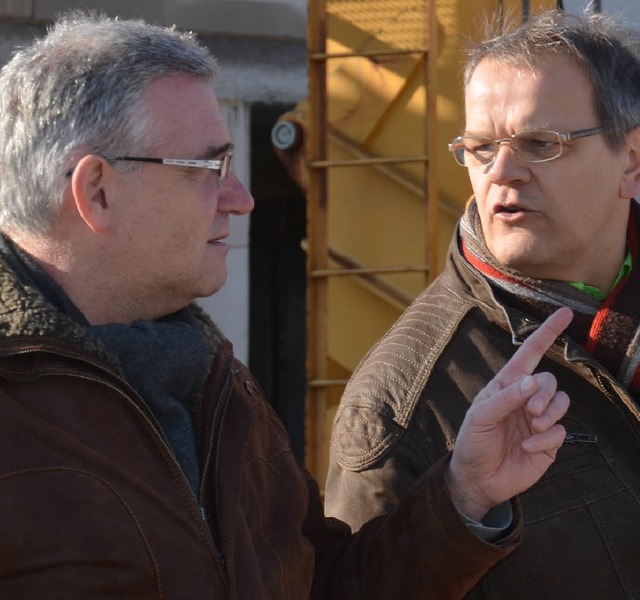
left=249, top=102, right=307, bottom=461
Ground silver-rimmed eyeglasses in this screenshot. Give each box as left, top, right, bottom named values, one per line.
left=448, top=128, right=603, bottom=167
left=104, top=144, right=234, bottom=179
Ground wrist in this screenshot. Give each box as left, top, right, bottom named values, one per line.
left=445, top=462, right=493, bottom=522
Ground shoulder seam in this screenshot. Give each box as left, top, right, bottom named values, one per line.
left=333, top=286, right=473, bottom=470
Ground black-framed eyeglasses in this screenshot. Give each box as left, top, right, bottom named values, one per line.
left=104, top=144, right=234, bottom=179
left=448, top=127, right=603, bottom=167
left=65, top=144, right=235, bottom=179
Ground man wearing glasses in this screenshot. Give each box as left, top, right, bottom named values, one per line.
left=0, top=9, right=574, bottom=599
left=327, top=9, right=640, bottom=598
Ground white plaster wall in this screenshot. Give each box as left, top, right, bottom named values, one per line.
left=197, top=100, right=252, bottom=365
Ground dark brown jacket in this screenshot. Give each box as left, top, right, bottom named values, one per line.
left=0, top=251, right=521, bottom=599
left=326, top=229, right=640, bottom=598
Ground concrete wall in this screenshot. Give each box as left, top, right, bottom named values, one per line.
left=0, top=0, right=305, bottom=39
left=0, top=1, right=307, bottom=105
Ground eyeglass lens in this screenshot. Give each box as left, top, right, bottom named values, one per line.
left=455, top=131, right=563, bottom=166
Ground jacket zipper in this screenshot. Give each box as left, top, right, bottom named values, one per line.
left=594, top=369, right=640, bottom=441
left=563, top=349, right=640, bottom=444
left=199, top=353, right=234, bottom=588
left=1, top=346, right=231, bottom=591
left=564, top=432, right=598, bottom=444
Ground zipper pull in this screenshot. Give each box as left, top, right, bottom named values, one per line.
left=564, top=432, right=598, bottom=444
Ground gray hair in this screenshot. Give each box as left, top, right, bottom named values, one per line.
left=0, top=10, right=219, bottom=236
left=463, top=10, right=640, bottom=151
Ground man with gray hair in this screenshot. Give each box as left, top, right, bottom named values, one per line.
left=327, top=9, right=640, bottom=598
left=0, top=10, right=571, bottom=598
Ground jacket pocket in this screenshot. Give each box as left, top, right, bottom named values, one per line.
left=468, top=415, right=640, bottom=599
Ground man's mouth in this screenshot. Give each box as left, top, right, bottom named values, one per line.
left=208, top=234, right=228, bottom=244
left=494, top=201, right=530, bottom=215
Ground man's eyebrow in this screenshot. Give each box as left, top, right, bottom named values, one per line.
left=198, top=142, right=233, bottom=160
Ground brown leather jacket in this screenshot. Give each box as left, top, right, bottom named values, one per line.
left=327, top=229, right=640, bottom=598
left=0, top=252, right=521, bottom=599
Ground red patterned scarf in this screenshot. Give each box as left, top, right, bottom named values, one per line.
left=460, top=199, right=640, bottom=396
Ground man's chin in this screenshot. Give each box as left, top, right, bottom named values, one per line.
left=489, top=238, right=543, bottom=271
left=491, top=251, right=539, bottom=275
left=200, top=271, right=229, bottom=298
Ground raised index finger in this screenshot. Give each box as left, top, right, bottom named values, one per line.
left=498, top=307, right=573, bottom=383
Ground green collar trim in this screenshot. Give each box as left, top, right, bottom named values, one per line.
left=569, top=249, right=633, bottom=300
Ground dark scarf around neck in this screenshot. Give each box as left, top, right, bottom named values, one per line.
left=460, top=199, right=640, bottom=397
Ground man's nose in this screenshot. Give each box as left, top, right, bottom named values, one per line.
left=218, top=172, right=255, bottom=215
left=494, top=138, right=517, bottom=158
left=487, top=142, right=530, bottom=184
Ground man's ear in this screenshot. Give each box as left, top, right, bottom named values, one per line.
left=70, top=154, right=112, bottom=233
left=620, top=126, right=640, bottom=200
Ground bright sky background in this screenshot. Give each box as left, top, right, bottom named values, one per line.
left=562, top=0, right=640, bottom=28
